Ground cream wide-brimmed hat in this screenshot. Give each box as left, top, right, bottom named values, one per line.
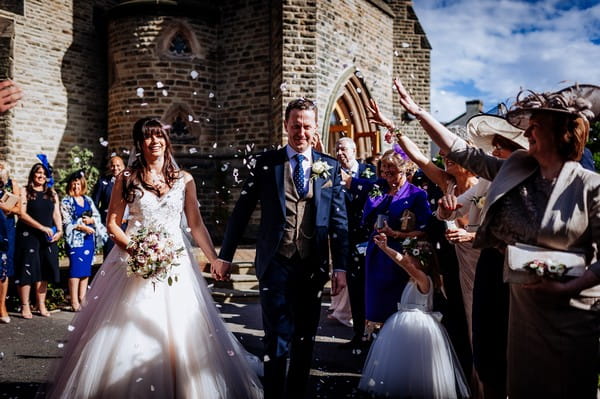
left=466, top=114, right=528, bottom=153
left=506, top=84, right=599, bottom=130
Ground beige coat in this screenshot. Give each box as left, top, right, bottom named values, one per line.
left=448, top=137, right=600, bottom=399
left=449, top=137, right=600, bottom=278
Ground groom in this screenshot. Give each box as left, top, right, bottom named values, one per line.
left=218, top=98, right=349, bottom=399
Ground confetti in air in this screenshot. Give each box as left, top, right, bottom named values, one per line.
left=190, top=70, right=199, bottom=79
left=136, top=88, right=144, bottom=97
left=156, top=81, right=164, bottom=88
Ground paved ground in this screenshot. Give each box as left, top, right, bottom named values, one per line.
left=0, top=290, right=371, bottom=399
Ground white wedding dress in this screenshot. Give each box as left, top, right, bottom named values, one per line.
left=46, top=177, right=263, bottom=399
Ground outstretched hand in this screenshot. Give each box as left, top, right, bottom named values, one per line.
left=373, top=232, right=389, bottom=250
left=0, top=80, right=22, bottom=113
left=366, top=98, right=394, bottom=131
left=393, top=78, right=422, bottom=116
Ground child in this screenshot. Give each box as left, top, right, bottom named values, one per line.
left=358, top=233, right=470, bottom=399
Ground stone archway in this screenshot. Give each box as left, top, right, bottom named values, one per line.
left=321, top=68, right=380, bottom=159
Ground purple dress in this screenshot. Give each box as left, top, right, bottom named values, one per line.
left=357, top=179, right=431, bottom=323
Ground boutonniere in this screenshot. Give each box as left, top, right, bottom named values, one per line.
left=310, top=160, right=333, bottom=181
left=368, top=184, right=383, bottom=199
left=360, top=168, right=375, bottom=179
left=470, top=195, right=486, bottom=209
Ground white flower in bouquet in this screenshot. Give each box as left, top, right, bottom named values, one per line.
left=523, top=258, right=567, bottom=279
left=126, top=226, right=185, bottom=288
left=310, top=160, right=333, bottom=181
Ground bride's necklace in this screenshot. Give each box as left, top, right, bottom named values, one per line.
left=148, top=169, right=166, bottom=191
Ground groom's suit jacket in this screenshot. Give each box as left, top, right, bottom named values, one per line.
left=220, top=147, right=349, bottom=280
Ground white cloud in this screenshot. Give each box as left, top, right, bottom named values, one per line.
left=413, top=0, right=600, bottom=122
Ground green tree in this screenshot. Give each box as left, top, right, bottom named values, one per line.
left=587, top=121, right=600, bottom=170
left=54, top=146, right=100, bottom=197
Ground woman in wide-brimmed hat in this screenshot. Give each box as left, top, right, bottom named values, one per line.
left=436, top=114, right=527, bottom=399
left=392, top=77, right=600, bottom=399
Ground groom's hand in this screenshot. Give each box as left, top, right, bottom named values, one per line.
left=211, top=259, right=232, bottom=281
left=330, top=271, right=347, bottom=296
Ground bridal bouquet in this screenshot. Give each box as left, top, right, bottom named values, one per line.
left=126, top=226, right=184, bottom=287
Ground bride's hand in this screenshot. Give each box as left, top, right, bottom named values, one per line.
left=211, top=259, right=232, bottom=281
left=393, top=78, right=423, bottom=116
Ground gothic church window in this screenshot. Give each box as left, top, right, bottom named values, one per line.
left=169, top=32, right=191, bottom=56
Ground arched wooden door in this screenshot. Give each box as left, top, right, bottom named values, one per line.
left=323, top=71, right=380, bottom=160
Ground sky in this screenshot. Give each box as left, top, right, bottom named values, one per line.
left=411, top=0, right=600, bottom=122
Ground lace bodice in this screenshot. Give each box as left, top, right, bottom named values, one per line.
left=126, top=177, right=186, bottom=247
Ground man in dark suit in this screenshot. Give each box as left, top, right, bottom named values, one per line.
left=218, top=98, right=349, bottom=399
left=335, top=137, right=376, bottom=350
left=91, top=155, right=125, bottom=258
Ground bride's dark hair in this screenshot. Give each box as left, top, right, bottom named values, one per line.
left=122, top=118, right=181, bottom=203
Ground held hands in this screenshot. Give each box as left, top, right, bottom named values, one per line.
left=211, top=259, right=232, bottom=282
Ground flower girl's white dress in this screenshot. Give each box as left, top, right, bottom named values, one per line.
left=46, top=178, right=263, bottom=398
left=359, top=277, right=469, bottom=399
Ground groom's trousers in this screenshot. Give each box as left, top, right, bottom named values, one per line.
left=260, top=252, right=325, bottom=399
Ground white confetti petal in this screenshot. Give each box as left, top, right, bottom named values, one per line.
left=156, top=81, right=164, bottom=88
left=190, top=70, right=199, bottom=79
left=162, top=89, right=168, bottom=96
left=136, top=88, right=144, bottom=97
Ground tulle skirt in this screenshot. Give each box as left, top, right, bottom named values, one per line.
left=359, top=307, right=469, bottom=398
left=44, top=245, right=263, bottom=399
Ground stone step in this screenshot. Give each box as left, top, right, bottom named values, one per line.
left=202, top=272, right=259, bottom=291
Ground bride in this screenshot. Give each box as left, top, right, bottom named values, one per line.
left=45, top=118, right=263, bottom=398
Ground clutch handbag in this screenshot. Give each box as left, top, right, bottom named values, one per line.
left=0, top=191, right=19, bottom=209
left=505, top=243, right=586, bottom=284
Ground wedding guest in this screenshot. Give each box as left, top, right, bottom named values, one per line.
left=61, top=171, right=107, bottom=311
left=219, top=98, right=349, bottom=399
left=343, top=149, right=431, bottom=337
left=359, top=232, right=469, bottom=399
left=393, top=77, right=600, bottom=399
left=335, top=137, right=376, bottom=349
left=15, top=156, right=62, bottom=318
left=437, top=114, right=528, bottom=399
left=91, top=155, right=125, bottom=258
left=0, top=162, right=21, bottom=323
left=46, top=118, right=262, bottom=398
left=0, top=80, right=22, bottom=113
left=367, top=98, right=475, bottom=378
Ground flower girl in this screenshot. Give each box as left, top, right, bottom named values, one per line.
left=358, top=233, right=470, bottom=398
